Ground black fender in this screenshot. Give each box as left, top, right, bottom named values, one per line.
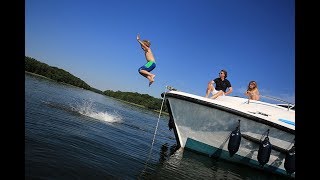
left=228, top=121, right=241, bottom=157
left=257, top=136, right=272, bottom=166
left=284, top=145, right=295, bottom=174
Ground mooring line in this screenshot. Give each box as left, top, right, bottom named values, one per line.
left=140, top=86, right=168, bottom=177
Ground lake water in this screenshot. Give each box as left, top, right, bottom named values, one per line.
left=25, top=73, right=291, bottom=179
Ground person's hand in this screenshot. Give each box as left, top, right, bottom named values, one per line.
left=137, top=34, right=140, bottom=41
left=247, top=91, right=253, bottom=96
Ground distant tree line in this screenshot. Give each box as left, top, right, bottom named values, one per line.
left=25, top=56, right=98, bottom=92
left=25, top=56, right=167, bottom=112
left=104, top=90, right=168, bottom=112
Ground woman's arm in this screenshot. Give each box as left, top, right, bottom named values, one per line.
left=245, top=90, right=253, bottom=99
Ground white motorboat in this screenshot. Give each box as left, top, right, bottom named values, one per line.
left=162, top=87, right=295, bottom=178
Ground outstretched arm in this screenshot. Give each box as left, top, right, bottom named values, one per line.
left=137, top=34, right=149, bottom=50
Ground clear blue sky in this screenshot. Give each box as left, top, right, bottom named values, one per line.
left=25, top=0, right=295, bottom=104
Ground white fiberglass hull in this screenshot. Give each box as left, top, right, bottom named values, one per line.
left=164, top=90, right=295, bottom=177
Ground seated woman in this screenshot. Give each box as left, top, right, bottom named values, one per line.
left=245, top=81, right=260, bottom=100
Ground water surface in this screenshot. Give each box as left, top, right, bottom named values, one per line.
left=25, top=73, right=290, bottom=179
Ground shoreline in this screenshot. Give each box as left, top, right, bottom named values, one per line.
left=25, top=71, right=169, bottom=116
left=25, top=71, right=52, bottom=80
left=108, top=96, right=169, bottom=116
left=25, top=71, right=85, bottom=89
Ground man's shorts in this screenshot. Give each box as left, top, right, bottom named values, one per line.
left=212, top=89, right=225, bottom=96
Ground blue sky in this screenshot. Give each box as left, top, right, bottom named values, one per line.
left=25, top=0, right=295, bottom=104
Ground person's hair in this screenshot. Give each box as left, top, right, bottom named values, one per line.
left=142, top=40, right=151, bottom=47
left=221, top=69, right=228, bottom=78
left=247, top=81, right=258, bottom=91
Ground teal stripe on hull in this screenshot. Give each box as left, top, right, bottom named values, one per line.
left=185, top=138, right=293, bottom=178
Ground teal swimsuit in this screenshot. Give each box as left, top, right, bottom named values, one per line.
left=138, top=61, right=156, bottom=72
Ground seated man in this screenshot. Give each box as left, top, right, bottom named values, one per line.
left=205, top=69, right=232, bottom=99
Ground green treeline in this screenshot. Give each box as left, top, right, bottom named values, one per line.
left=25, top=56, right=167, bottom=112
left=25, top=56, right=97, bottom=92
left=104, top=90, right=168, bottom=112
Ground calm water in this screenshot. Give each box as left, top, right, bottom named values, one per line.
left=25, top=73, right=290, bottom=180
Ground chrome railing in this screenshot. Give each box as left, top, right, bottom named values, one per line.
left=259, top=95, right=295, bottom=111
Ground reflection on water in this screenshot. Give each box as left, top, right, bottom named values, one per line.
left=159, top=143, right=179, bottom=164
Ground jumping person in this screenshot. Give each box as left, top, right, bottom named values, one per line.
left=137, top=34, right=156, bottom=86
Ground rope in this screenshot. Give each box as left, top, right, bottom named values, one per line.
left=140, top=86, right=168, bottom=176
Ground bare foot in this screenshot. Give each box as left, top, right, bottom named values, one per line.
left=149, top=79, right=154, bottom=87
left=148, top=75, right=155, bottom=87
left=151, top=74, right=155, bottom=81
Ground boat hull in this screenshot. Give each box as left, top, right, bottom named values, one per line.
left=165, top=91, right=295, bottom=177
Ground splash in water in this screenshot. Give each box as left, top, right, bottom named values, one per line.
left=71, top=99, right=122, bottom=123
